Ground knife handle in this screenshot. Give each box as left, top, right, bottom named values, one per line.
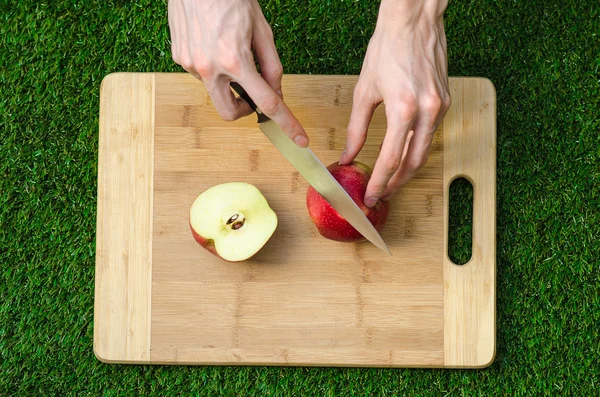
left=230, top=82, right=271, bottom=123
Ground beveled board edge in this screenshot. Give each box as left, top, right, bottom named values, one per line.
left=94, top=73, right=155, bottom=363
left=443, top=78, right=497, bottom=368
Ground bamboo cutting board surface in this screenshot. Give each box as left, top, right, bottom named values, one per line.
left=94, top=74, right=496, bottom=368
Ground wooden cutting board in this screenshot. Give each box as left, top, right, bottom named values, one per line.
left=94, top=74, right=496, bottom=368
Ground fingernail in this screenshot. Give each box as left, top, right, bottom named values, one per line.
left=276, top=89, right=283, bottom=97
left=365, top=196, right=379, bottom=208
left=294, top=135, right=308, bottom=147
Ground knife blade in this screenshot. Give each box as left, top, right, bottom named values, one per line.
left=230, top=82, right=391, bottom=254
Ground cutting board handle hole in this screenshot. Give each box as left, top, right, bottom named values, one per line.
left=448, top=177, right=473, bottom=266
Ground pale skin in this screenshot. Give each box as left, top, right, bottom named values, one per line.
left=169, top=0, right=450, bottom=206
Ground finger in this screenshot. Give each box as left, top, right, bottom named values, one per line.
left=381, top=126, right=434, bottom=199
left=207, top=78, right=253, bottom=121
left=439, top=19, right=448, bottom=55
left=340, top=84, right=378, bottom=165
left=169, top=0, right=194, bottom=73
left=435, top=22, right=451, bottom=111
left=167, top=0, right=178, bottom=53
left=364, top=106, right=415, bottom=207
left=379, top=90, right=446, bottom=199
left=252, top=23, right=284, bottom=97
left=239, top=71, right=309, bottom=147
left=436, top=45, right=451, bottom=116
left=182, top=2, right=212, bottom=82
left=437, top=42, right=448, bottom=85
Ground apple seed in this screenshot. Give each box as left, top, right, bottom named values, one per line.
left=226, top=214, right=239, bottom=224
left=226, top=213, right=245, bottom=230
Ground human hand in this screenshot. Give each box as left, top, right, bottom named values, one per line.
left=339, top=0, right=450, bottom=206
left=168, top=0, right=308, bottom=147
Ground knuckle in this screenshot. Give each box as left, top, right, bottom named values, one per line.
left=353, top=83, right=379, bottom=108
left=258, top=95, right=281, bottom=115
left=398, top=98, right=418, bottom=121
left=346, top=127, right=364, bottom=140
left=409, top=154, right=429, bottom=171
left=382, top=154, right=402, bottom=173
left=280, top=120, right=298, bottom=135
left=194, top=59, right=213, bottom=77
left=175, top=54, right=194, bottom=72
left=218, top=108, right=237, bottom=122
left=270, top=63, right=284, bottom=80
left=423, top=94, right=443, bottom=115
left=182, top=61, right=195, bottom=72
left=394, top=97, right=418, bottom=121
left=218, top=53, right=242, bottom=74
left=353, top=83, right=368, bottom=101
left=442, top=93, right=451, bottom=111
left=369, top=183, right=387, bottom=197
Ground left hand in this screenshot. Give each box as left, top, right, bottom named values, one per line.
left=339, top=0, right=451, bottom=207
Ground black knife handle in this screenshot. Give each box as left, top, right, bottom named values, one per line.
left=230, top=82, right=270, bottom=123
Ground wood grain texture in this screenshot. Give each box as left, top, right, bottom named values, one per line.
left=94, top=73, right=496, bottom=368
left=150, top=74, right=444, bottom=367
left=94, top=73, right=154, bottom=363
left=443, top=78, right=497, bottom=367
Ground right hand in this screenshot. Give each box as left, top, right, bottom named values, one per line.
left=168, top=0, right=308, bottom=147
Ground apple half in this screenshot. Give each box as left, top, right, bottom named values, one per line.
left=190, top=182, right=278, bottom=262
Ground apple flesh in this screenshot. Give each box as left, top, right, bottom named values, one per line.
left=190, top=182, right=278, bottom=262
left=306, top=161, right=389, bottom=242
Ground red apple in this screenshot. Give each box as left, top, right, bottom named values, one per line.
left=306, top=161, right=389, bottom=241
left=190, top=182, right=278, bottom=262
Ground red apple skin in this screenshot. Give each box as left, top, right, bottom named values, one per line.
left=306, top=161, right=389, bottom=242
left=189, top=221, right=220, bottom=258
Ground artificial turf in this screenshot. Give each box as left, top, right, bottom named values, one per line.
left=1, top=0, right=599, bottom=395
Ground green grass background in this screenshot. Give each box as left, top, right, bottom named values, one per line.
left=1, top=0, right=599, bottom=395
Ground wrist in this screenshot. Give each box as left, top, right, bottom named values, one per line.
left=377, top=0, right=447, bottom=31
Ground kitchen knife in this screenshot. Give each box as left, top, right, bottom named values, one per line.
left=230, top=82, right=390, bottom=255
